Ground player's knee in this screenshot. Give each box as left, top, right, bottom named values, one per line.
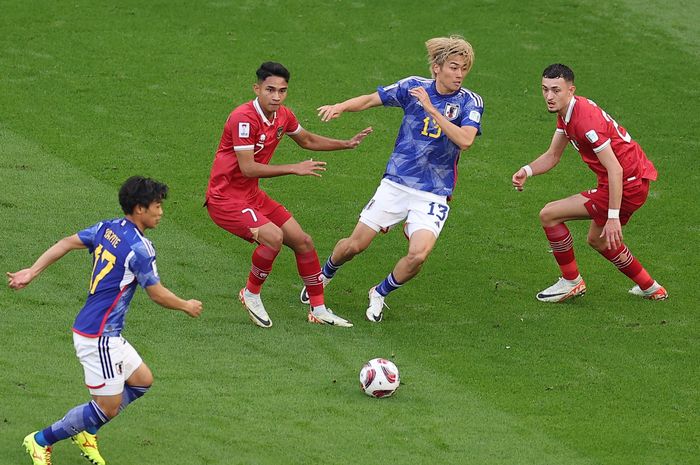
left=346, top=238, right=370, bottom=257
left=405, top=250, right=429, bottom=269
left=299, top=233, right=315, bottom=252
left=258, top=227, right=283, bottom=250
left=97, top=400, right=121, bottom=419
left=539, top=204, right=556, bottom=226
left=586, top=232, right=605, bottom=251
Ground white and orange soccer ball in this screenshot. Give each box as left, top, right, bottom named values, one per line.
left=359, top=358, right=400, bottom=398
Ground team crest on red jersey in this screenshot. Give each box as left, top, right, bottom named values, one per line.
left=444, top=103, right=461, bottom=120
left=276, top=126, right=284, bottom=140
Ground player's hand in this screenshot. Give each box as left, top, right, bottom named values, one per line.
left=600, top=218, right=623, bottom=250
left=294, top=158, right=327, bottom=177
left=347, top=127, right=373, bottom=148
left=409, top=87, right=435, bottom=112
left=512, top=168, right=528, bottom=191
left=184, top=299, right=203, bottom=318
left=6, top=269, right=35, bottom=290
left=317, top=104, right=344, bottom=122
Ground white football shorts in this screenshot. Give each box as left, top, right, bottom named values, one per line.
left=359, top=179, right=450, bottom=239
left=73, top=332, right=143, bottom=395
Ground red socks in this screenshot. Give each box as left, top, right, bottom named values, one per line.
left=599, top=244, right=655, bottom=290
left=246, top=245, right=280, bottom=294
left=543, top=224, right=579, bottom=280
left=295, top=250, right=324, bottom=307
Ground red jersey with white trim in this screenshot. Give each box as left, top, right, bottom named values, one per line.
left=206, top=98, right=302, bottom=201
left=556, top=96, right=657, bottom=187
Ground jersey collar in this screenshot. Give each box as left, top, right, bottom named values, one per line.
left=431, top=80, right=461, bottom=98
left=564, top=96, right=576, bottom=124
left=253, top=98, right=276, bottom=127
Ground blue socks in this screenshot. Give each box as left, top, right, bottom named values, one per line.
left=119, top=385, right=149, bottom=412
left=39, top=400, right=108, bottom=445
left=376, top=273, right=403, bottom=297
left=321, top=256, right=340, bottom=279
left=35, top=385, right=151, bottom=446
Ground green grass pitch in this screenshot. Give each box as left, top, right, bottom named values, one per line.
left=1, top=1, right=697, bottom=464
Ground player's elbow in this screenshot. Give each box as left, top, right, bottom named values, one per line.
left=458, top=139, right=473, bottom=151
left=239, top=164, right=256, bottom=178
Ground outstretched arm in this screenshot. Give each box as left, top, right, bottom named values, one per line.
left=145, top=282, right=203, bottom=318
left=512, top=131, right=569, bottom=191
left=289, top=126, right=373, bottom=151
left=236, top=149, right=328, bottom=178
left=7, top=234, right=86, bottom=290
left=317, top=92, right=382, bottom=122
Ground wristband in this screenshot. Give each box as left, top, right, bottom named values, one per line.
left=608, top=209, right=620, bottom=219
left=522, top=165, right=533, bottom=177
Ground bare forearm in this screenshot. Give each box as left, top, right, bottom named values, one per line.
left=424, top=107, right=475, bottom=150
left=146, top=282, right=202, bottom=317
left=338, top=93, right=381, bottom=112
left=607, top=170, right=623, bottom=210
left=298, top=133, right=352, bottom=151
left=528, top=151, right=562, bottom=175
left=30, top=236, right=85, bottom=276
left=240, top=162, right=299, bottom=178
left=151, top=288, right=188, bottom=310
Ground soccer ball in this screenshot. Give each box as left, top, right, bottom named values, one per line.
left=359, top=358, right=400, bottom=398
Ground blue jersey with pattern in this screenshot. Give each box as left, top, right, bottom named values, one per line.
left=377, top=76, right=484, bottom=196
left=74, top=218, right=160, bottom=337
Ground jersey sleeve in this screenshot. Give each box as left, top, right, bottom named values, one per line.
left=128, top=244, right=161, bottom=288
left=377, top=77, right=412, bottom=108
left=229, top=113, right=259, bottom=153
left=459, top=91, right=484, bottom=135
left=283, top=107, right=302, bottom=135
left=574, top=103, right=611, bottom=154
left=77, top=222, right=104, bottom=253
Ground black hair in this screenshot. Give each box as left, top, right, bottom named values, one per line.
left=118, top=176, right=168, bottom=215
left=542, top=63, right=575, bottom=83
left=256, top=62, right=290, bottom=83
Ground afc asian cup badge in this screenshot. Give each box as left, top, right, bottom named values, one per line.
left=444, top=103, right=461, bottom=120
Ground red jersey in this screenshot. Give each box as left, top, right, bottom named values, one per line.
left=206, top=98, right=301, bottom=202
left=556, top=96, right=657, bottom=187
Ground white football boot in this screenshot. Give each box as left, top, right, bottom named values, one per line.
left=239, top=288, right=272, bottom=328
left=308, top=306, right=353, bottom=327
left=299, top=274, right=332, bottom=305
left=365, top=287, right=388, bottom=322
left=629, top=281, right=668, bottom=300
left=536, top=276, right=587, bottom=302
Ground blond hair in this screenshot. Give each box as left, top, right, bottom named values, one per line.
left=425, top=35, right=474, bottom=78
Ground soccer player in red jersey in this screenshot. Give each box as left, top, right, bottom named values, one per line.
left=512, top=64, right=667, bottom=302
left=206, top=62, right=372, bottom=327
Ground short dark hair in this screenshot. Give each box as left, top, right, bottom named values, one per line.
left=256, top=62, right=290, bottom=83
left=118, top=176, right=168, bottom=214
left=542, top=63, right=575, bottom=83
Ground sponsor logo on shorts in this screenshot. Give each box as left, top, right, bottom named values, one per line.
left=115, top=361, right=123, bottom=375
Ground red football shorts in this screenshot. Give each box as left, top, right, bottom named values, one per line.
left=581, top=179, right=650, bottom=226
left=206, top=190, right=292, bottom=242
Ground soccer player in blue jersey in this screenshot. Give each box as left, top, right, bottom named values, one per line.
left=7, top=176, right=203, bottom=465
left=300, top=35, right=484, bottom=322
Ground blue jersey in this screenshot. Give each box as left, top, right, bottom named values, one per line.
left=377, top=76, right=484, bottom=197
left=74, top=218, right=160, bottom=337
